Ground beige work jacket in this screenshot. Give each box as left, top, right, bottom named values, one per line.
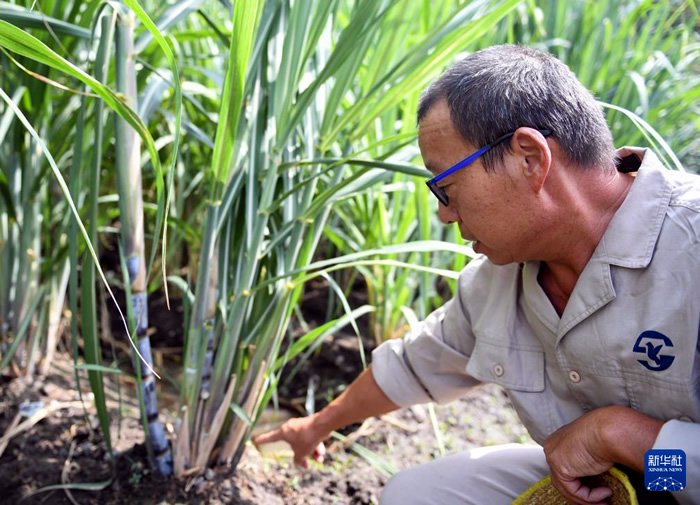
left=372, top=148, right=700, bottom=503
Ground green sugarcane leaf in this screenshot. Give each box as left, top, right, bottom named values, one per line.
left=285, top=157, right=431, bottom=178
left=75, top=363, right=126, bottom=375
left=0, top=5, right=91, bottom=38
left=0, top=84, right=24, bottom=145
left=273, top=305, right=375, bottom=371
left=273, top=0, right=335, bottom=138
left=255, top=261, right=463, bottom=306
left=278, top=0, right=388, bottom=146
left=0, top=285, right=46, bottom=371
left=26, top=479, right=113, bottom=497
left=133, top=0, right=206, bottom=53
left=0, top=19, right=165, bottom=200
left=331, top=431, right=397, bottom=477
left=210, top=0, right=263, bottom=189
left=166, top=275, right=195, bottom=304
left=229, top=402, right=253, bottom=427
left=600, top=101, right=685, bottom=171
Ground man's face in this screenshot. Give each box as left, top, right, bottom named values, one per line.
left=418, top=100, right=538, bottom=265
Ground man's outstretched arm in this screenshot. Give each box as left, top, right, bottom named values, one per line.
left=253, top=367, right=399, bottom=467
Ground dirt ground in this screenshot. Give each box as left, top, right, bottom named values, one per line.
left=0, top=280, right=533, bottom=504
left=0, top=343, right=531, bottom=505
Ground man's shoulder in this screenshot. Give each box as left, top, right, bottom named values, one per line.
left=664, top=170, right=700, bottom=212
left=640, top=156, right=700, bottom=261
left=457, top=256, right=522, bottom=297
left=633, top=147, right=700, bottom=208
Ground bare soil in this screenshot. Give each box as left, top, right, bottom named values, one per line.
left=0, top=285, right=531, bottom=504
left=0, top=353, right=529, bottom=504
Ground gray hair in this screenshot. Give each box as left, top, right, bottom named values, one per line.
left=417, top=45, right=617, bottom=171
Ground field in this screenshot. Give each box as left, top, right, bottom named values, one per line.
left=0, top=0, right=697, bottom=503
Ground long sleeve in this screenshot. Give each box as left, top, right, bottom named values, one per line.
left=652, top=419, right=700, bottom=504
left=370, top=260, right=495, bottom=407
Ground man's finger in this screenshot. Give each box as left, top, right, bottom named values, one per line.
left=295, top=455, right=309, bottom=469
left=558, top=477, right=611, bottom=505
left=253, top=429, right=282, bottom=445
left=313, top=442, right=326, bottom=462
left=584, top=486, right=613, bottom=503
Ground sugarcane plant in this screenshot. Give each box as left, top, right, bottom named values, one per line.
left=0, top=1, right=97, bottom=378
left=0, top=88, right=43, bottom=377
left=168, top=0, right=522, bottom=475
left=113, top=2, right=172, bottom=475
left=0, top=0, right=179, bottom=475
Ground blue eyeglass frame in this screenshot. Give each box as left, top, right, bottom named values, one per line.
left=425, top=128, right=553, bottom=206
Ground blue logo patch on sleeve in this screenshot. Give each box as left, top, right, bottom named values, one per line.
left=645, top=449, right=686, bottom=492
left=633, top=330, right=675, bottom=371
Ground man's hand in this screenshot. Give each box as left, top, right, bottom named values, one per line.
left=543, top=405, right=664, bottom=505
left=253, top=368, right=399, bottom=469
left=544, top=409, right=614, bottom=504
left=253, top=414, right=328, bottom=468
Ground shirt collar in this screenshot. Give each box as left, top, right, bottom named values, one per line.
left=596, top=147, right=672, bottom=268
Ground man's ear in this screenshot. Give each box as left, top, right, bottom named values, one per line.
left=510, top=127, right=551, bottom=192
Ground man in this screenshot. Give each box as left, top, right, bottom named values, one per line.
left=255, top=45, right=699, bottom=504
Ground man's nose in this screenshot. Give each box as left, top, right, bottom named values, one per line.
left=437, top=203, right=459, bottom=224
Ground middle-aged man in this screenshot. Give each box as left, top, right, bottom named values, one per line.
left=255, top=45, right=699, bottom=505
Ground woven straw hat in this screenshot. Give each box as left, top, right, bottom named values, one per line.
left=513, top=467, right=638, bottom=505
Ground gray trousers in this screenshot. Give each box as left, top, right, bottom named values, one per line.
left=380, top=444, right=549, bottom=505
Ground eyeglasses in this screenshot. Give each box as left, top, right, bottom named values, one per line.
left=425, top=128, right=553, bottom=206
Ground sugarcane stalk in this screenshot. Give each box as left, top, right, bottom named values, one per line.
left=197, top=254, right=218, bottom=399
left=182, top=232, right=220, bottom=472
left=218, top=360, right=267, bottom=465
left=172, top=405, right=190, bottom=477
left=115, top=6, right=172, bottom=476
left=12, top=137, right=41, bottom=373
left=78, top=14, right=114, bottom=454
left=194, top=374, right=236, bottom=471
left=40, top=258, right=69, bottom=376
left=181, top=203, right=219, bottom=425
